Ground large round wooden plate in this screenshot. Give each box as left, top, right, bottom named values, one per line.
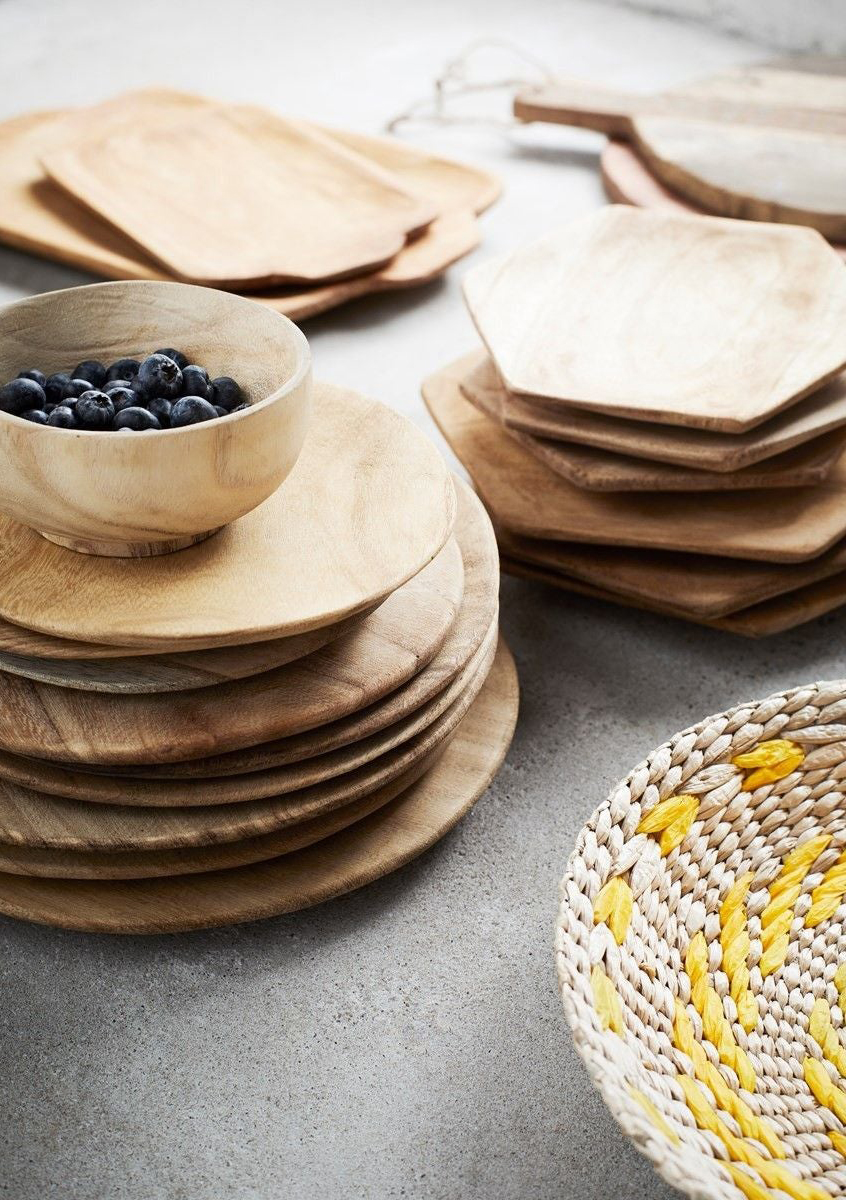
left=0, top=639, right=517, bottom=931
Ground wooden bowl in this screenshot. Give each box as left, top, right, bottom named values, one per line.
left=0, top=281, right=312, bottom=556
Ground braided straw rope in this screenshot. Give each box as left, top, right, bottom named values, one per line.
left=556, top=680, right=846, bottom=1200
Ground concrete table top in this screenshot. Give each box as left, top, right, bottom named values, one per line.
left=0, top=1, right=834, bottom=1196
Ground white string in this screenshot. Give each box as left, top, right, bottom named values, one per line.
left=385, top=38, right=556, bottom=134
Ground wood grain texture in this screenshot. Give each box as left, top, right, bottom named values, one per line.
left=424, top=356, right=846, bottom=563
left=0, top=621, right=497, bottom=806
left=514, top=60, right=846, bottom=135
left=0, top=478, right=499, bottom=789
left=600, top=139, right=846, bottom=262
left=0, top=281, right=312, bottom=554
left=0, top=637, right=500, bottom=853
left=463, top=206, right=846, bottom=432
left=0, top=608, right=374, bottom=692
left=0, top=638, right=517, bottom=932
left=0, top=535, right=463, bottom=767
left=496, top=526, right=846, bottom=620
left=462, top=358, right=845, bottom=492
left=502, top=556, right=846, bottom=638
left=632, top=118, right=846, bottom=241
left=0, top=382, right=456, bottom=648
left=461, top=352, right=846, bottom=474
left=0, top=94, right=495, bottom=318
left=43, top=104, right=436, bottom=287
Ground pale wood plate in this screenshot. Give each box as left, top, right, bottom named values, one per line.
left=42, top=103, right=436, bottom=287
left=0, top=639, right=517, bottom=932
left=0, top=382, right=456, bottom=649
left=462, top=355, right=845, bottom=491
left=424, top=356, right=846, bottom=563
left=600, top=138, right=846, bottom=262
left=0, top=636, right=508, bottom=855
left=0, top=533, right=463, bottom=767
left=461, top=351, right=846, bottom=474
left=496, top=527, right=846, bottom=621
left=463, top=206, right=846, bottom=432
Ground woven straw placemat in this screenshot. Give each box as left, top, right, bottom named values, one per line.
left=557, top=681, right=846, bottom=1200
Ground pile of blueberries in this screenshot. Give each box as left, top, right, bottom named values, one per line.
left=0, top=349, right=247, bottom=431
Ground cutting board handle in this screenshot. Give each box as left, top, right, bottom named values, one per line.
left=514, top=80, right=642, bottom=134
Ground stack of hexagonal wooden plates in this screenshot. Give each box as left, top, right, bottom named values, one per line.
left=0, top=391, right=517, bottom=932
left=0, top=89, right=500, bottom=322
left=424, top=206, right=846, bottom=635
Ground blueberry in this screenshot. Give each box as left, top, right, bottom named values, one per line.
left=103, top=378, right=131, bottom=394
left=213, top=405, right=227, bottom=418
left=154, top=347, right=188, bottom=370
left=146, top=396, right=173, bottom=427
left=75, top=390, right=114, bottom=430
left=17, top=369, right=46, bottom=388
left=114, top=406, right=161, bottom=431
left=47, top=406, right=78, bottom=429
left=181, top=364, right=212, bottom=401
left=210, top=376, right=242, bottom=411
left=170, top=396, right=218, bottom=427
left=45, top=373, right=71, bottom=405
left=108, top=386, right=137, bottom=413
left=106, top=357, right=140, bottom=383
left=72, top=359, right=107, bottom=389
left=0, top=377, right=47, bottom=414
left=20, top=408, right=48, bottom=424
left=135, top=353, right=182, bottom=400
left=65, top=378, right=95, bottom=401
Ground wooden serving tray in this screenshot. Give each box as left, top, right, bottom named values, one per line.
left=0, top=532, right=463, bottom=766
left=463, top=207, right=846, bottom=433
left=0, top=639, right=517, bottom=932
left=496, top=527, right=846, bottom=621
left=0, top=383, right=456, bottom=649
left=43, top=103, right=436, bottom=287
left=462, top=357, right=844, bottom=492
left=424, top=357, right=846, bottom=563
left=461, top=352, right=846, bottom=474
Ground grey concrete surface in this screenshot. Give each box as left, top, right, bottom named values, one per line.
left=0, top=2, right=840, bottom=1198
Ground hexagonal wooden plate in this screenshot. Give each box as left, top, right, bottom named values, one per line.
left=0, top=638, right=517, bottom=932
left=463, top=206, right=846, bottom=431
left=424, top=356, right=846, bottom=563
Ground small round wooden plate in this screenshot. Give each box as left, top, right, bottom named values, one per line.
left=0, top=607, right=372, bottom=692
left=0, top=640, right=517, bottom=931
left=0, top=536, right=464, bottom=766
left=0, top=382, right=456, bottom=650
left=0, top=647, right=491, bottom=852
left=0, top=619, right=497, bottom=807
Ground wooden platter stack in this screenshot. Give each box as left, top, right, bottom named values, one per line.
left=423, top=205, right=846, bottom=636
left=514, top=55, right=846, bottom=259
left=0, top=89, right=500, bottom=321
left=0, top=385, right=518, bottom=933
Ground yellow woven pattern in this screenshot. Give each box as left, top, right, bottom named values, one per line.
left=593, top=877, right=633, bottom=945
left=806, top=851, right=846, bottom=928
left=679, top=1076, right=829, bottom=1200
left=724, top=1163, right=784, bottom=1200
left=829, top=1129, right=846, bottom=1158
left=685, top=932, right=756, bottom=1093
left=732, top=740, right=806, bottom=792
left=636, top=793, right=698, bottom=856
left=803, top=1055, right=846, bottom=1123
left=758, top=834, right=831, bottom=977
left=808, top=997, right=846, bottom=1078
left=591, top=964, right=624, bottom=1035
left=626, top=1085, right=680, bottom=1145
left=719, top=872, right=758, bottom=1033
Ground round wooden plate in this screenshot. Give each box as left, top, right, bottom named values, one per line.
left=0, top=650, right=492, bottom=852
left=0, top=607, right=372, bottom=692
left=0, top=382, right=456, bottom=649
left=0, top=637, right=498, bottom=879
left=0, top=536, right=464, bottom=766
left=0, top=640, right=517, bottom=932
left=0, top=620, right=497, bottom=807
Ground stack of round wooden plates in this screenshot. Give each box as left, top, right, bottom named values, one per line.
left=0, top=383, right=518, bottom=933
left=424, top=205, right=846, bottom=636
